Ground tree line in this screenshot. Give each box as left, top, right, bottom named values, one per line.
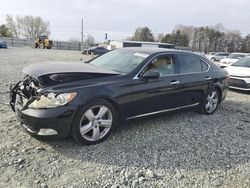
left=1, top=15, right=250, bottom=53
left=128, top=24, right=250, bottom=53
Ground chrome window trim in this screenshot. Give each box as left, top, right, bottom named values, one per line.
left=133, top=53, right=177, bottom=80
left=127, top=102, right=200, bottom=120
left=133, top=53, right=211, bottom=80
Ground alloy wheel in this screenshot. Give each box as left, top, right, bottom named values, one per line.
left=79, top=105, right=113, bottom=141
left=205, top=90, right=219, bottom=113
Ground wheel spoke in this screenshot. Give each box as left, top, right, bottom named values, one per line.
left=96, top=106, right=108, bottom=119
left=80, top=122, right=93, bottom=135
left=211, top=98, right=218, bottom=104
left=210, top=91, right=216, bottom=99
left=211, top=103, right=215, bottom=110
left=206, top=102, right=210, bottom=110
left=99, top=119, right=112, bottom=128
left=92, top=127, right=100, bottom=141
left=84, top=109, right=95, bottom=121
left=206, top=102, right=213, bottom=112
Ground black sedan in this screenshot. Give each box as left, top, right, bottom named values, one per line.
left=10, top=48, right=229, bottom=144
left=82, top=46, right=109, bottom=55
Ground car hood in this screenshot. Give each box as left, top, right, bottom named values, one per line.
left=22, top=61, right=120, bottom=86
left=225, top=66, right=250, bottom=77
left=23, top=61, right=119, bottom=77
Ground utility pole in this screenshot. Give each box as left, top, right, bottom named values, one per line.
left=81, top=18, right=83, bottom=51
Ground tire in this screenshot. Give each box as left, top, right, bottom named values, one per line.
left=32, top=43, right=38, bottom=48
left=211, top=57, right=216, bottom=61
left=71, top=99, right=118, bottom=145
left=39, top=43, right=44, bottom=49
left=199, top=88, right=220, bottom=115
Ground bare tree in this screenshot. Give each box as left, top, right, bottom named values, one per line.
left=213, top=23, right=225, bottom=32
left=5, top=15, right=50, bottom=38
left=241, top=34, right=250, bottom=53
left=20, top=16, right=50, bottom=38
left=156, top=33, right=164, bottom=42
left=6, top=15, right=20, bottom=38
left=174, top=25, right=194, bottom=46
left=84, top=35, right=96, bottom=47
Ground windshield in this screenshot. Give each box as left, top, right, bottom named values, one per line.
left=227, top=54, right=246, bottom=59
left=89, top=49, right=148, bottom=74
left=232, top=58, right=250, bottom=68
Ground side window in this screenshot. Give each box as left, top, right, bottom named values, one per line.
left=144, top=55, right=176, bottom=76
left=201, top=61, right=209, bottom=71
left=178, top=54, right=205, bottom=74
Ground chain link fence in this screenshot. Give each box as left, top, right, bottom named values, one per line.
left=0, top=37, right=89, bottom=51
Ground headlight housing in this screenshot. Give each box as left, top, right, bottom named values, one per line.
left=28, top=92, right=77, bottom=109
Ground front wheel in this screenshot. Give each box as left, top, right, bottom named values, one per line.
left=71, top=99, right=118, bottom=145
left=199, top=88, right=220, bottom=115
left=39, top=43, right=44, bottom=49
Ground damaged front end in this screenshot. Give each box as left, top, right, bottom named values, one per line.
left=10, top=76, right=41, bottom=112
left=10, top=75, right=77, bottom=111
left=9, top=75, right=77, bottom=138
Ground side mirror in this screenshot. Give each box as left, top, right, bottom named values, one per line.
left=141, top=70, right=160, bottom=80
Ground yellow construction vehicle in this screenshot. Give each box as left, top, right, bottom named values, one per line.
left=32, top=35, right=53, bottom=49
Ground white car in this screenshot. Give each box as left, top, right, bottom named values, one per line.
left=209, top=52, right=230, bottom=61
left=206, top=52, right=216, bottom=59
left=225, top=57, right=250, bottom=91
left=219, top=53, right=249, bottom=68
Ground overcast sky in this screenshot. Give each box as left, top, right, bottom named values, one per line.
left=1, top=0, right=250, bottom=41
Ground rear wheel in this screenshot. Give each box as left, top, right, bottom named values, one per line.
left=199, top=88, right=220, bottom=115
left=32, top=43, right=38, bottom=48
left=72, top=99, right=118, bottom=145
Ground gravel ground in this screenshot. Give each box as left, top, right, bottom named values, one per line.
left=0, top=48, right=249, bottom=188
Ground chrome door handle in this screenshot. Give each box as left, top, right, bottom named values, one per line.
left=170, top=80, right=180, bottom=85
left=205, top=77, right=212, bottom=81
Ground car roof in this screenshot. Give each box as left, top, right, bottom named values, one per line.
left=215, top=52, right=229, bottom=54
left=119, top=47, right=191, bottom=55
left=230, top=52, right=249, bottom=55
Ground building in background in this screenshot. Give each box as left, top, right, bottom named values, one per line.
left=108, top=40, right=175, bottom=50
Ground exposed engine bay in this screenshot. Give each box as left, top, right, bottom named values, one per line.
left=10, top=72, right=117, bottom=112
left=10, top=61, right=120, bottom=112
left=10, top=76, right=41, bottom=111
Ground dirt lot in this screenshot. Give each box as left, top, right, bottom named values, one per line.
left=0, top=48, right=249, bottom=188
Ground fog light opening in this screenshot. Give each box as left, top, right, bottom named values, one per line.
left=38, top=129, right=58, bottom=136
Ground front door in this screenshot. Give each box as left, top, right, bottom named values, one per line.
left=129, top=54, right=184, bottom=117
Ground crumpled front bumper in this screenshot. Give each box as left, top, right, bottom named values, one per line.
left=14, top=105, right=77, bottom=139
left=9, top=83, right=78, bottom=140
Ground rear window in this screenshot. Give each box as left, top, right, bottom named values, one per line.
left=178, top=54, right=209, bottom=74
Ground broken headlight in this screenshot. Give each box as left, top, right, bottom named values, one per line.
left=28, top=92, right=77, bottom=109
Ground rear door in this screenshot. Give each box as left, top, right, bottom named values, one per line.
left=176, top=53, right=212, bottom=106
